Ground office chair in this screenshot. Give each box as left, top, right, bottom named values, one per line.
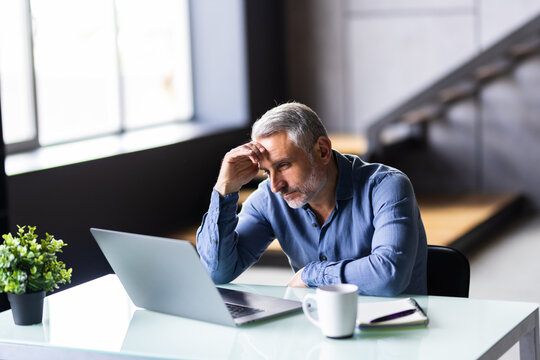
left=427, top=245, right=470, bottom=297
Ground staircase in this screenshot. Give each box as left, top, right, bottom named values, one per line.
left=365, top=12, right=540, bottom=160
left=350, top=12, right=540, bottom=257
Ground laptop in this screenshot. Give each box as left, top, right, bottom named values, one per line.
left=90, top=228, right=301, bottom=327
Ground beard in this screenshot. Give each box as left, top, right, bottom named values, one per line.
left=280, top=163, right=327, bottom=209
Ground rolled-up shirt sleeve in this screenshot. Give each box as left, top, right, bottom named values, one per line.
left=301, top=260, right=349, bottom=287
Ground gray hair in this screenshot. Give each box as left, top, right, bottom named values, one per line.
left=251, top=102, right=328, bottom=154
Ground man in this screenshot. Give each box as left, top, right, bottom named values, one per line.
left=197, top=102, right=427, bottom=296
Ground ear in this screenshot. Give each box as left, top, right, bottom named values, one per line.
left=314, top=136, right=332, bottom=164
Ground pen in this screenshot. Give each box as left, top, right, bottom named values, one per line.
left=369, top=309, right=417, bottom=323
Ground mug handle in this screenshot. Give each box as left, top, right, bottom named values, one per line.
left=302, top=293, right=320, bottom=328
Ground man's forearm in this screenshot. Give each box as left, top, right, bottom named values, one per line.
left=213, top=182, right=242, bottom=197
left=197, top=186, right=278, bottom=285
left=196, top=190, right=242, bottom=283
left=300, top=254, right=412, bottom=296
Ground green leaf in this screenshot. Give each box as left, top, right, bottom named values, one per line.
left=0, top=226, right=72, bottom=294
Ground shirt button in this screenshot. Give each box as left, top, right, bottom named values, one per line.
left=211, top=238, right=217, bottom=245
left=319, top=255, right=327, bottom=261
left=312, top=223, right=317, bottom=227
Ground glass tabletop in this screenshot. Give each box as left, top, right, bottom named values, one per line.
left=0, top=275, right=537, bottom=359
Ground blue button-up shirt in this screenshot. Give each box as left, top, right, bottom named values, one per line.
left=197, top=151, right=427, bottom=296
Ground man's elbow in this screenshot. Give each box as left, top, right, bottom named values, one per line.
left=208, top=271, right=233, bottom=285
left=377, top=272, right=411, bottom=296
left=198, top=261, right=233, bottom=284
left=365, top=262, right=410, bottom=296
left=203, top=260, right=242, bottom=285
left=378, top=282, right=406, bottom=297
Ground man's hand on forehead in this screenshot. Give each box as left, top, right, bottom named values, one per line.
left=214, top=141, right=269, bottom=196
left=242, top=141, right=267, bottom=165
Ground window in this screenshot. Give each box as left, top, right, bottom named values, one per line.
left=0, top=0, right=193, bottom=152
left=0, top=0, right=37, bottom=148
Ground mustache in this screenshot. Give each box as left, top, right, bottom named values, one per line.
left=278, top=187, right=294, bottom=195
left=278, top=187, right=302, bottom=197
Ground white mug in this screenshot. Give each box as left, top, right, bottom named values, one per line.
left=302, top=284, right=358, bottom=339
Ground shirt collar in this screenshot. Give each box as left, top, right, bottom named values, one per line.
left=333, top=150, right=354, bottom=201
left=300, top=150, right=354, bottom=211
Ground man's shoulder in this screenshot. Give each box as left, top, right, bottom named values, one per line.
left=241, top=180, right=294, bottom=220
left=360, top=164, right=415, bottom=199
left=244, top=179, right=279, bottom=205
left=339, top=153, right=407, bottom=183
left=334, top=151, right=412, bottom=197
left=365, top=163, right=408, bottom=183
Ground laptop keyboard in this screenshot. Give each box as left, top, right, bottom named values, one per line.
left=225, top=303, right=264, bottom=319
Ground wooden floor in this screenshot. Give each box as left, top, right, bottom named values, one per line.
left=172, top=133, right=522, bottom=258
left=418, top=193, right=521, bottom=247
left=328, top=133, right=368, bottom=156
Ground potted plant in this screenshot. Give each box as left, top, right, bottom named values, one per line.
left=0, top=225, right=72, bottom=325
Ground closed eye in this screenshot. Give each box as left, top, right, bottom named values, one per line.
left=278, top=162, right=291, bottom=171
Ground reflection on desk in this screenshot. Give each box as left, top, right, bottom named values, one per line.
left=122, top=310, right=238, bottom=359
left=0, top=275, right=538, bottom=360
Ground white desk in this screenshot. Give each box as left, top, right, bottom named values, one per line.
left=0, top=275, right=538, bottom=359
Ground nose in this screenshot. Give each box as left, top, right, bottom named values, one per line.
left=270, top=172, right=285, bottom=193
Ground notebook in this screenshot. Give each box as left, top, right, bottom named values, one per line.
left=356, top=297, right=428, bottom=329
left=90, top=228, right=301, bottom=327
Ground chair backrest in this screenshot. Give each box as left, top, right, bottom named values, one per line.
left=427, top=245, right=470, bottom=297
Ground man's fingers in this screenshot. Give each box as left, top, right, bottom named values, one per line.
left=227, top=142, right=266, bottom=164
left=215, top=142, right=268, bottom=196
left=242, top=142, right=266, bottom=163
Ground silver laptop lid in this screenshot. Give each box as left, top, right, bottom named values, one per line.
left=90, top=228, right=236, bottom=327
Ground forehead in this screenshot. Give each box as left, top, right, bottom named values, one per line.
left=256, top=132, right=305, bottom=164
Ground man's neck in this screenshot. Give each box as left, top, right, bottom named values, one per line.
left=309, top=156, right=339, bottom=226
